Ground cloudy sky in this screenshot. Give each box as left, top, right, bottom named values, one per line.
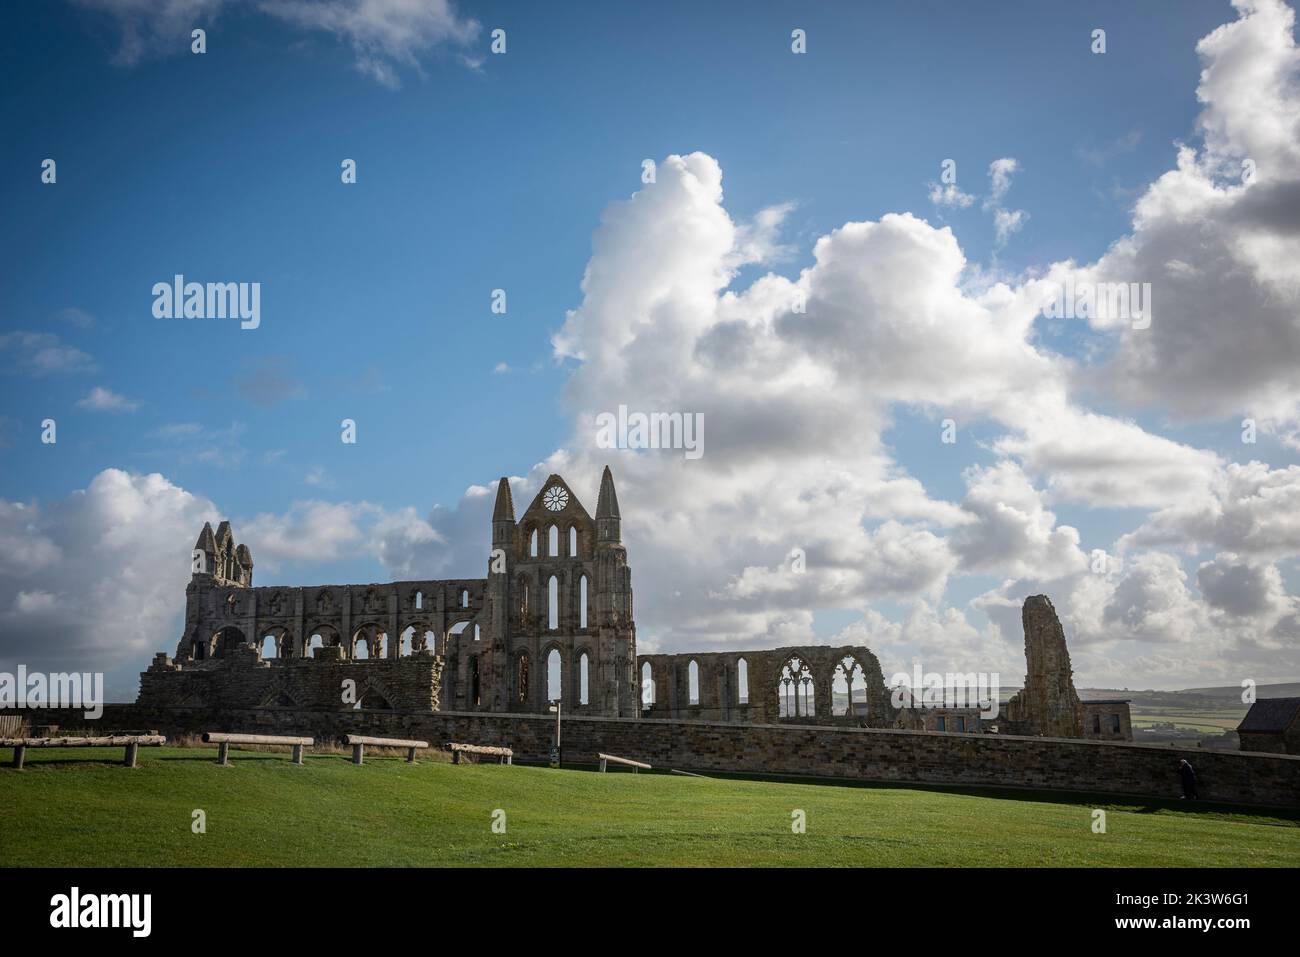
left=2, top=0, right=1299, bottom=699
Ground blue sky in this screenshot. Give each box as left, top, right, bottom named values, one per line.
left=3, top=0, right=1300, bottom=698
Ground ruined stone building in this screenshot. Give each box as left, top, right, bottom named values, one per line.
left=637, top=646, right=893, bottom=725
left=138, top=469, right=1128, bottom=742
left=141, top=468, right=638, bottom=717
left=637, top=595, right=1130, bottom=740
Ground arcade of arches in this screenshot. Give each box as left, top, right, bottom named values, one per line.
left=636, top=646, right=892, bottom=725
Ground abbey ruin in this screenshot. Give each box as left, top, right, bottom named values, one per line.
left=144, top=468, right=638, bottom=717
left=25, top=464, right=1300, bottom=807
left=138, top=467, right=1129, bottom=742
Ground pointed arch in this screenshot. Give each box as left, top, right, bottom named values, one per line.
left=833, top=656, right=867, bottom=717
left=211, top=626, right=245, bottom=658
left=260, top=628, right=294, bottom=659
left=548, top=524, right=559, bottom=557
left=357, top=683, right=395, bottom=710
left=548, top=575, right=559, bottom=630
left=351, top=623, right=386, bottom=660
left=569, top=525, right=578, bottom=557
left=737, top=657, right=749, bottom=704
left=778, top=655, right=815, bottom=717
left=579, top=651, right=590, bottom=705
left=304, top=624, right=338, bottom=658
left=547, top=647, right=562, bottom=701
left=258, top=684, right=303, bottom=709
left=579, top=574, right=588, bottom=629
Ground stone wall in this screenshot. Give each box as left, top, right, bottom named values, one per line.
left=15, top=703, right=1299, bottom=808
left=1239, top=728, right=1300, bottom=754
left=137, top=644, right=442, bottom=712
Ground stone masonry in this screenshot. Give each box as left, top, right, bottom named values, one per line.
left=143, top=467, right=638, bottom=717
left=139, top=471, right=1128, bottom=747
left=22, top=703, right=1299, bottom=808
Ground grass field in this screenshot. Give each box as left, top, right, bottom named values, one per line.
left=3, top=747, right=1299, bottom=867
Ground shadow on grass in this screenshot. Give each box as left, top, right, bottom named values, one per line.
left=156, top=750, right=452, bottom=766
left=1, top=758, right=138, bottom=770
left=549, top=760, right=1300, bottom=825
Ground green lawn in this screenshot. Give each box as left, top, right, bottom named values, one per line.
left=2, top=747, right=1298, bottom=867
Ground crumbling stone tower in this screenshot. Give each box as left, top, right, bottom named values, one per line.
left=1003, top=595, right=1085, bottom=737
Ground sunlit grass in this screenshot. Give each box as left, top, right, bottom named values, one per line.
left=2, top=747, right=1297, bottom=867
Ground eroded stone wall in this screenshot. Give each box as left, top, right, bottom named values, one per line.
left=137, top=644, right=442, bottom=712
left=638, top=645, right=892, bottom=725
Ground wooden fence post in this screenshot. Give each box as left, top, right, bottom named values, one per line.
left=124, top=742, right=139, bottom=768
left=352, top=743, right=364, bottom=765
left=13, top=745, right=25, bottom=770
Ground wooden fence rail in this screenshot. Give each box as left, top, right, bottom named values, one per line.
left=2, top=734, right=165, bottom=769
left=598, top=752, right=651, bottom=773
left=447, top=742, right=514, bottom=765
left=344, top=734, right=429, bottom=765
left=201, top=732, right=314, bottom=765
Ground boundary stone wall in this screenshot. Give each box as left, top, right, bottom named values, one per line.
left=11, top=704, right=1299, bottom=808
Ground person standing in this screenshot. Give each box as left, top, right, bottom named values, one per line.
left=1178, top=758, right=1199, bottom=799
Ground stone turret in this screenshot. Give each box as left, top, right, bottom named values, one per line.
left=190, top=520, right=253, bottom=587
left=595, top=465, right=621, bottom=544
left=491, top=476, right=516, bottom=550
left=193, top=522, right=217, bottom=577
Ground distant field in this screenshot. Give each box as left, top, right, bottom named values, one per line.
left=2, top=747, right=1298, bottom=867
left=1128, top=706, right=1248, bottom=734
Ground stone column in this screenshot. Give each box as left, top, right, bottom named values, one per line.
left=388, top=587, right=399, bottom=659
left=293, top=588, right=305, bottom=658
left=341, top=588, right=352, bottom=659
left=815, top=667, right=834, bottom=718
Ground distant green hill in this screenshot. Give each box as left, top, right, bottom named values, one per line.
left=1182, top=682, right=1300, bottom=698
left=3, top=746, right=1298, bottom=867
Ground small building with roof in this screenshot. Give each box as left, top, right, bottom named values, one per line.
left=1237, top=697, right=1300, bottom=754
